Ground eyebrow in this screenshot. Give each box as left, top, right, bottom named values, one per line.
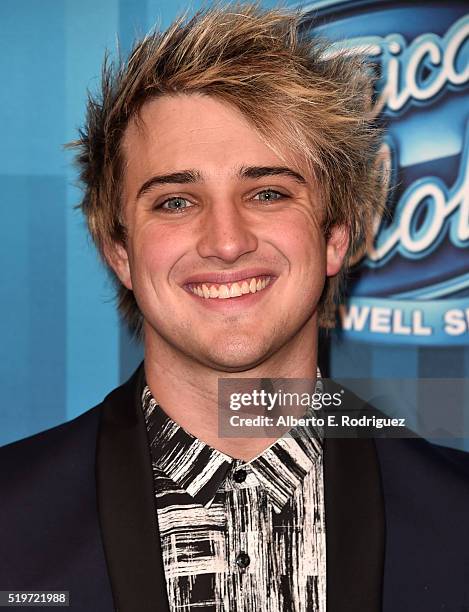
left=136, top=165, right=306, bottom=200
left=239, top=166, right=306, bottom=184
left=137, top=170, right=202, bottom=199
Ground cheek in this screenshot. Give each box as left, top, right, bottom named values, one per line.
left=129, top=224, right=184, bottom=282
left=276, top=219, right=326, bottom=268
left=276, top=220, right=327, bottom=305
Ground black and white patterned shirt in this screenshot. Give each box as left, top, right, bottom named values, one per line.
left=142, top=378, right=326, bottom=612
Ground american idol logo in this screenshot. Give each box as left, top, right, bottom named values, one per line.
left=301, top=1, right=469, bottom=345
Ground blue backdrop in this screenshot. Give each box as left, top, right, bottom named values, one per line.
left=1, top=0, right=468, bottom=448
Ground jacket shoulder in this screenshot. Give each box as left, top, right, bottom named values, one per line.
left=0, top=404, right=102, bottom=480
left=0, top=362, right=144, bottom=476
left=375, top=436, right=469, bottom=610
left=375, top=435, right=469, bottom=484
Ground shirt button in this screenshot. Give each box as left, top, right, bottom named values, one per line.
left=233, top=469, right=247, bottom=483
left=235, top=551, right=250, bottom=569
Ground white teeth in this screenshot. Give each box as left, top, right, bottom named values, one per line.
left=218, top=285, right=230, bottom=298
left=190, top=276, right=272, bottom=299
left=230, top=282, right=242, bottom=297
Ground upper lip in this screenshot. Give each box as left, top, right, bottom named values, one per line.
left=182, top=269, right=278, bottom=286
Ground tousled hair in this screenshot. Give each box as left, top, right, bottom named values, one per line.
left=70, top=2, right=384, bottom=337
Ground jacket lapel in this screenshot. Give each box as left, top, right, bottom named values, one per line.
left=96, top=365, right=170, bottom=612
left=324, top=436, right=385, bottom=612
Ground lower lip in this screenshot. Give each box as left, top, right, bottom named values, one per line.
left=183, top=278, right=277, bottom=311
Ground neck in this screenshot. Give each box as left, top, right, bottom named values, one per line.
left=143, top=319, right=319, bottom=461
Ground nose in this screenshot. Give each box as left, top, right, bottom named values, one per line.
left=196, top=200, right=258, bottom=263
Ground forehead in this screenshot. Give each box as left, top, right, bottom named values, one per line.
left=121, top=94, right=308, bottom=180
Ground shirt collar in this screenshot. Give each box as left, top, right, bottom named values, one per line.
left=142, top=369, right=323, bottom=513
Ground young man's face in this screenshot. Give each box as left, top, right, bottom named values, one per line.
left=111, top=94, right=347, bottom=371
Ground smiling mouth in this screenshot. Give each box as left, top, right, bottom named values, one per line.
left=186, top=276, right=273, bottom=299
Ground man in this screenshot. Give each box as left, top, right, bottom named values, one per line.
left=1, top=4, right=469, bottom=611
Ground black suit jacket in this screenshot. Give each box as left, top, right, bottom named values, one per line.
left=1, top=365, right=469, bottom=611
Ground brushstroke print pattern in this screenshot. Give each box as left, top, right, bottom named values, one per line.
left=142, top=383, right=326, bottom=612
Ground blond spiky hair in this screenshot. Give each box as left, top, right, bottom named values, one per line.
left=70, top=2, right=383, bottom=336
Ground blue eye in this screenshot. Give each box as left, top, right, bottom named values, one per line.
left=254, top=189, right=284, bottom=202
left=158, top=197, right=192, bottom=212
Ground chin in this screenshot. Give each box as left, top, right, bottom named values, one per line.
left=200, top=338, right=278, bottom=373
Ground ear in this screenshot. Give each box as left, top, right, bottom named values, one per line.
left=326, top=225, right=349, bottom=277
left=104, top=241, right=133, bottom=290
